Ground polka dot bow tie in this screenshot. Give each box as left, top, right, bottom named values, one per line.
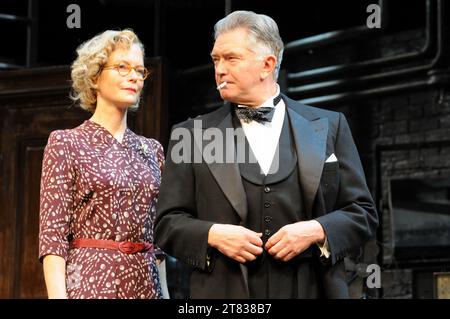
left=234, top=94, right=282, bottom=124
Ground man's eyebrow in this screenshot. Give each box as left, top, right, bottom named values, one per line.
left=211, top=50, right=241, bottom=57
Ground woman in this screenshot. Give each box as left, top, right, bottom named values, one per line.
left=39, top=29, right=167, bottom=299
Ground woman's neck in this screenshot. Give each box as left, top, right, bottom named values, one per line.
left=90, top=104, right=128, bottom=143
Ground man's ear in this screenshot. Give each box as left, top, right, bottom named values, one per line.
left=260, top=55, right=277, bottom=80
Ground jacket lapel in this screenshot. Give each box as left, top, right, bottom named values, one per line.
left=286, top=99, right=328, bottom=216
left=193, top=105, right=248, bottom=223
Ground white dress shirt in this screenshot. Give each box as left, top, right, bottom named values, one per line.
left=237, top=85, right=284, bottom=175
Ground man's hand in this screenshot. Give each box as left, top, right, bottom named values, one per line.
left=208, top=224, right=263, bottom=263
left=265, top=220, right=325, bottom=262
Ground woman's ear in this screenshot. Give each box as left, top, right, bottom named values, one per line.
left=92, top=70, right=102, bottom=89
left=92, top=77, right=99, bottom=90
left=260, top=55, right=277, bottom=80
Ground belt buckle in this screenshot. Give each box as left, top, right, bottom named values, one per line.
left=119, top=241, right=140, bottom=254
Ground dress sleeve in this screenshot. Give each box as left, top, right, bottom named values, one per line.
left=152, top=139, right=165, bottom=173
left=38, top=130, right=75, bottom=262
left=148, top=139, right=165, bottom=260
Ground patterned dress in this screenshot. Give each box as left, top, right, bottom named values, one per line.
left=39, top=120, right=165, bottom=299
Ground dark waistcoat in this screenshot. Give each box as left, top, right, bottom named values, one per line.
left=233, top=110, right=321, bottom=298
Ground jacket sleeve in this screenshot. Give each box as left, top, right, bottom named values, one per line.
left=154, top=124, right=215, bottom=271
left=315, top=113, right=378, bottom=265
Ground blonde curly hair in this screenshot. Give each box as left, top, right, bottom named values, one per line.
left=70, top=29, right=145, bottom=112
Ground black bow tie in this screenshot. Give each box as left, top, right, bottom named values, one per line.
left=234, top=94, right=282, bottom=124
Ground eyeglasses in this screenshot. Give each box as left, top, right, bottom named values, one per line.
left=102, top=63, right=149, bottom=80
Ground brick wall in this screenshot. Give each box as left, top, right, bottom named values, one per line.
left=297, top=24, right=450, bottom=297
left=369, top=88, right=450, bottom=298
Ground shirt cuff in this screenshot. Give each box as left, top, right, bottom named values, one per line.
left=316, top=237, right=330, bottom=259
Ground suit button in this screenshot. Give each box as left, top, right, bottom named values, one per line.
left=264, top=229, right=271, bottom=236
left=264, top=202, right=271, bottom=208
left=264, top=187, right=271, bottom=193
left=264, top=216, right=272, bottom=223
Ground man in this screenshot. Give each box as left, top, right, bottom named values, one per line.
left=155, top=11, right=378, bottom=298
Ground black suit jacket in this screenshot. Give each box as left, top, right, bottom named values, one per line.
left=155, top=94, right=378, bottom=298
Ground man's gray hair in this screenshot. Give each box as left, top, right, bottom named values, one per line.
left=214, top=10, right=284, bottom=80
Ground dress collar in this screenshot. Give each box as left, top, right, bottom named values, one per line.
left=82, top=119, right=133, bottom=148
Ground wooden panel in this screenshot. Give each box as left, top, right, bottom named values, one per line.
left=134, top=57, right=170, bottom=147
left=16, top=142, right=47, bottom=298
left=0, top=87, right=88, bottom=298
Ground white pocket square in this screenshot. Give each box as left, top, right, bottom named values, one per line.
left=325, top=153, right=338, bottom=163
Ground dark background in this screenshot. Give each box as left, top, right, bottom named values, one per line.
left=1, top=0, right=423, bottom=69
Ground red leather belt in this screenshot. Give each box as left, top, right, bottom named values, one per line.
left=70, top=238, right=153, bottom=254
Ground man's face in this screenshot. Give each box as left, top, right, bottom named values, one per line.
left=211, top=28, right=265, bottom=106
